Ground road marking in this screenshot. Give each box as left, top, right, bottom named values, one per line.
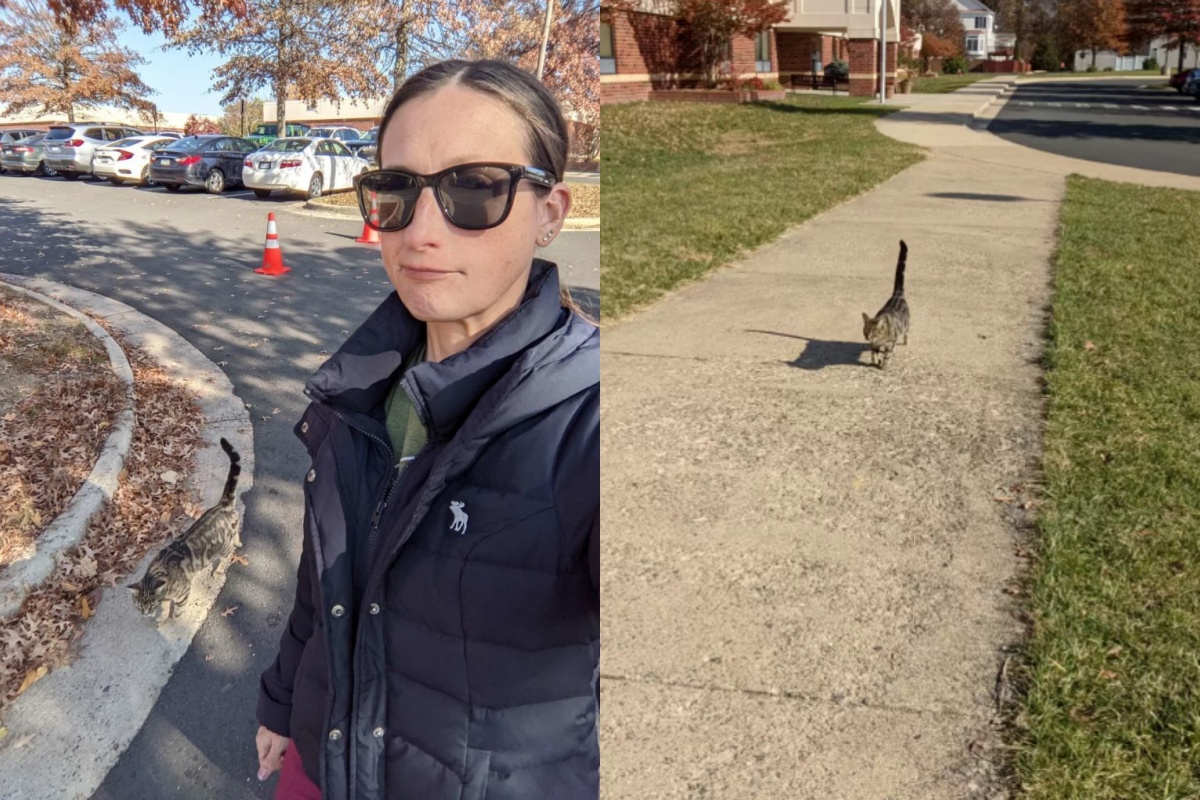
left=1131, top=105, right=1149, bottom=110
left=1102, top=104, right=1118, bottom=108
left=1162, top=106, right=1178, bottom=111
left=1047, top=102, right=1062, bottom=107
left=1073, top=103, right=1090, bottom=108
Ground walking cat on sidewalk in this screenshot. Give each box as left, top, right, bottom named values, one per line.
left=862, top=240, right=910, bottom=369
left=128, top=437, right=242, bottom=622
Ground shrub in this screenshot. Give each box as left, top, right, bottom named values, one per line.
left=942, top=55, right=968, bottom=75
left=824, top=59, right=849, bottom=82
left=1144, top=57, right=1158, bottom=71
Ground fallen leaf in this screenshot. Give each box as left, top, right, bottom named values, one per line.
left=1084, top=341, right=1095, bottom=350
left=160, top=471, right=179, bottom=484
left=1106, top=646, right=1123, bottom=658
left=61, top=582, right=80, bottom=592
left=16, top=665, right=48, bottom=696
left=0, top=727, right=7, bottom=741
left=230, top=554, right=249, bottom=566
left=13, top=733, right=35, bottom=749
left=80, top=596, right=92, bottom=620
left=205, top=654, right=214, bottom=661
left=221, top=605, right=240, bottom=617
left=1098, top=669, right=1119, bottom=681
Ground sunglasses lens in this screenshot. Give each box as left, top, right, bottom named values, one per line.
left=358, top=172, right=419, bottom=231
left=438, top=166, right=513, bottom=228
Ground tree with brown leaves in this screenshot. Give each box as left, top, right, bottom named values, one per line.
left=1125, top=0, right=1200, bottom=72
left=219, top=96, right=264, bottom=136
left=1061, top=0, right=1127, bottom=67
left=183, top=113, right=221, bottom=134
left=901, top=0, right=966, bottom=71
left=168, top=0, right=390, bottom=136
left=421, top=0, right=600, bottom=147
left=0, top=0, right=156, bottom=122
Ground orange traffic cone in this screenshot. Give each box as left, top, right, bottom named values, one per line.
left=255, top=212, right=291, bottom=276
left=355, top=195, right=381, bottom=245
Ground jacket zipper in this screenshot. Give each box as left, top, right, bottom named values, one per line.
left=361, top=376, right=434, bottom=572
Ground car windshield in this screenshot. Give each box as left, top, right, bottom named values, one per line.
left=110, top=138, right=142, bottom=147
left=309, top=129, right=335, bottom=137
left=45, top=128, right=74, bottom=140
left=361, top=130, right=378, bottom=142
left=263, top=138, right=311, bottom=152
left=252, top=125, right=277, bottom=136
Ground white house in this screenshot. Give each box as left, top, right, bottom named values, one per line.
left=1070, top=36, right=1197, bottom=73
left=951, top=0, right=998, bottom=60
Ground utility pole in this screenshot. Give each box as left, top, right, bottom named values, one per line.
left=536, top=0, right=555, bottom=80
left=241, top=99, right=245, bottom=137
left=878, top=0, right=888, bottom=103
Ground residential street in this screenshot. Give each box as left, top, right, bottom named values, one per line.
left=987, top=79, right=1200, bottom=177
left=0, top=173, right=596, bottom=800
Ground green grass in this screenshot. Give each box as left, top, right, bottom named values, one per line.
left=600, top=97, right=923, bottom=320
left=1016, top=176, right=1200, bottom=799
left=912, top=73, right=996, bottom=93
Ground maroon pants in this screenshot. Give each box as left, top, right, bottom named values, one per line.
left=274, top=744, right=322, bottom=800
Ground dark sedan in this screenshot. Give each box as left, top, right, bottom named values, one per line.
left=149, top=134, right=261, bottom=193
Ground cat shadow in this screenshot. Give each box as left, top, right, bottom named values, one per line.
left=744, top=329, right=872, bottom=370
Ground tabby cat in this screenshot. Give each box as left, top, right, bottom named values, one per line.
left=128, top=437, right=242, bottom=622
left=862, top=240, right=911, bottom=369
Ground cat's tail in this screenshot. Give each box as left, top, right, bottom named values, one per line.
left=893, top=240, right=908, bottom=297
left=219, top=437, right=241, bottom=507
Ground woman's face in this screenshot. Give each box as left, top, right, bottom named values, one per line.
left=376, top=83, right=569, bottom=331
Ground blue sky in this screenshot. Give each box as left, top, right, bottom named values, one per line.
left=117, top=23, right=252, bottom=117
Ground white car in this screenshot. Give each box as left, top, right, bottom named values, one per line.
left=306, top=126, right=362, bottom=144
left=92, top=135, right=179, bottom=185
left=241, top=136, right=368, bottom=199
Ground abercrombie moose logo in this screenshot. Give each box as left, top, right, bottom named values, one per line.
left=449, top=501, right=469, bottom=535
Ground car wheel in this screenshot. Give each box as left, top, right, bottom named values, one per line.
left=140, top=165, right=155, bottom=187
left=253, top=188, right=272, bottom=198
left=307, top=172, right=323, bottom=200
left=206, top=169, right=226, bottom=194
left=42, top=163, right=56, bottom=177
left=163, top=183, right=181, bottom=191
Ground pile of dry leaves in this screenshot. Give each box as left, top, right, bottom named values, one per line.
left=0, top=313, right=204, bottom=723
left=0, top=290, right=124, bottom=567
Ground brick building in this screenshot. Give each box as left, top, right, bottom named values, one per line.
left=601, top=0, right=899, bottom=103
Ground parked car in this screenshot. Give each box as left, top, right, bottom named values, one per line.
left=43, top=123, right=144, bottom=180
left=149, top=135, right=261, bottom=193
left=0, top=129, right=45, bottom=174
left=0, top=133, right=56, bottom=176
left=241, top=136, right=368, bottom=199
left=345, top=127, right=378, bottom=162
left=92, top=135, right=179, bottom=185
left=1169, top=68, right=1200, bottom=92
left=245, top=122, right=311, bottom=148
left=306, top=126, right=362, bottom=144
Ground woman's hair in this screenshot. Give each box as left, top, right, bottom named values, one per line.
left=378, top=59, right=593, bottom=324
left=376, top=59, right=568, bottom=185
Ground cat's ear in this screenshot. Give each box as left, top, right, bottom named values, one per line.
left=126, top=583, right=139, bottom=593
left=862, top=312, right=871, bottom=324
left=152, top=577, right=167, bottom=591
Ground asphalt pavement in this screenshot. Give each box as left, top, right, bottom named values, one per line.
left=987, top=79, right=1200, bottom=177
left=0, top=173, right=596, bottom=800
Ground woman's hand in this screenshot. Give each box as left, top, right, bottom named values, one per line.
left=256, top=725, right=291, bottom=781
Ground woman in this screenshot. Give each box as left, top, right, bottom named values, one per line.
left=254, top=59, right=599, bottom=800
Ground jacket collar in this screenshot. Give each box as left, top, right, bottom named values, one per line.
left=304, top=258, right=579, bottom=442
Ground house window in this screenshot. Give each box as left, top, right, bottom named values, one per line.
left=755, top=31, right=771, bottom=72
left=600, top=22, right=616, bottom=74
left=966, top=35, right=982, bottom=54
left=975, top=16, right=987, bottom=29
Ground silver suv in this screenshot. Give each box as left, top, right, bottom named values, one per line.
left=43, top=123, right=144, bottom=180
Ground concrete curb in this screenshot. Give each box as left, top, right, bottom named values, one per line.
left=0, top=280, right=136, bottom=621
left=0, top=275, right=254, bottom=800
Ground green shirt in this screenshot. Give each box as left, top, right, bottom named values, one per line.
left=384, top=342, right=428, bottom=468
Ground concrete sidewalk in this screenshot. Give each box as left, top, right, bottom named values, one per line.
left=599, top=84, right=1200, bottom=798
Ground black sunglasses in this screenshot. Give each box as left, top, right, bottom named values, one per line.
left=353, top=162, right=557, bottom=232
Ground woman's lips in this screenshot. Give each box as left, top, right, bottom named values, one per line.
left=401, top=265, right=455, bottom=281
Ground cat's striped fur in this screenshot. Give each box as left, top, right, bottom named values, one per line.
left=128, top=438, right=242, bottom=622
left=862, top=240, right=910, bottom=369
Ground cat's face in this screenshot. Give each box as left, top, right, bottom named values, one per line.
left=862, top=312, right=875, bottom=340
left=128, top=576, right=166, bottom=617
